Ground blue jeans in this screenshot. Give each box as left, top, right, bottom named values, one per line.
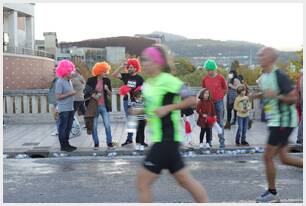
left=58, top=111, right=74, bottom=148
left=214, top=100, right=225, bottom=144
left=123, top=100, right=133, bottom=142
left=236, top=116, right=249, bottom=143
left=92, top=105, right=112, bottom=145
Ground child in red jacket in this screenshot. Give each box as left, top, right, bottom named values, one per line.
left=196, top=88, right=216, bottom=148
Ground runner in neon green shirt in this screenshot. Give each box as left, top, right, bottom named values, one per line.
left=131, top=44, right=208, bottom=203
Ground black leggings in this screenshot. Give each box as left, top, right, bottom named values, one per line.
left=200, top=128, right=212, bottom=143
left=227, top=104, right=237, bottom=123
left=136, top=120, right=146, bottom=144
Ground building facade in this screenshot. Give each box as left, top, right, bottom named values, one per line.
left=3, top=3, right=35, bottom=50
left=105, top=47, right=125, bottom=65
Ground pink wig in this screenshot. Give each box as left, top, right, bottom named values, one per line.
left=56, top=60, right=75, bottom=78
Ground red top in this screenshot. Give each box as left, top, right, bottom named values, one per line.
left=185, top=120, right=192, bottom=134
left=202, top=74, right=227, bottom=102
left=196, top=100, right=216, bottom=128
left=95, top=79, right=105, bottom=105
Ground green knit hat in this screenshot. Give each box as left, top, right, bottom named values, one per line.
left=203, top=59, right=217, bottom=71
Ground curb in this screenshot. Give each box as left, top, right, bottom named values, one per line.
left=3, top=144, right=303, bottom=159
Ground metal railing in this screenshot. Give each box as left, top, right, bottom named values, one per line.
left=4, top=46, right=55, bottom=59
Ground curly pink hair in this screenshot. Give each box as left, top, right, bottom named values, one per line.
left=56, top=60, right=75, bottom=78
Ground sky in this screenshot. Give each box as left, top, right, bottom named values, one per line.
left=34, top=2, right=303, bottom=51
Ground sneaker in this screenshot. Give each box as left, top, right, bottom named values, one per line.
left=199, top=143, right=204, bottom=148
left=241, top=141, right=250, bottom=146
left=51, top=131, right=58, bottom=136
left=68, top=145, right=77, bottom=150
left=187, top=141, right=194, bottom=148
left=256, top=190, right=280, bottom=203
left=297, top=140, right=303, bottom=145
left=224, top=122, right=231, bottom=129
left=61, top=146, right=76, bottom=152
left=121, top=140, right=133, bottom=147
left=94, top=144, right=99, bottom=148
left=139, top=145, right=145, bottom=151
left=135, top=144, right=140, bottom=151
left=107, top=143, right=114, bottom=149
left=141, top=142, right=149, bottom=147
left=205, top=143, right=211, bottom=148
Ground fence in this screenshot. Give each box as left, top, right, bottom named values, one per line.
left=3, top=87, right=262, bottom=123
left=4, top=47, right=55, bottom=59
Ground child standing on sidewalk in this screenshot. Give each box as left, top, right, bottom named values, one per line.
left=129, top=86, right=148, bottom=151
left=234, top=85, right=251, bottom=146
left=196, top=89, right=216, bottom=148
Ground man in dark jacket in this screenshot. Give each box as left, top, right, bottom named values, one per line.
left=84, top=62, right=113, bottom=149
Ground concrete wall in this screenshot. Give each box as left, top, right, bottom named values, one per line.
left=3, top=53, right=55, bottom=90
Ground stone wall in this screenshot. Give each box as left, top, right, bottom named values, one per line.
left=3, top=53, right=55, bottom=90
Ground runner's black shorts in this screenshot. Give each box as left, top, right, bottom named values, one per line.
left=267, top=127, right=294, bottom=147
left=143, top=142, right=185, bottom=174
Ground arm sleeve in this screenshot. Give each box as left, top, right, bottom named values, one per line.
left=202, top=77, right=206, bottom=88
left=196, top=103, right=201, bottom=114
left=139, top=76, right=144, bottom=86
left=234, top=98, right=240, bottom=112
left=120, top=73, right=128, bottom=83
left=83, top=78, right=94, bottom=100
left=276, top=70, right=294, bottom=94
left=179, top=85, right=195, bottom=99
left=55, top=81, right=63, bottom=95
left=221, top=76, right=227, bottom=90
left=107, top=78, right=112, bottom=91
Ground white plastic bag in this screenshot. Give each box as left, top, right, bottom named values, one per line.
left=70, top=115, right=81, bottom=138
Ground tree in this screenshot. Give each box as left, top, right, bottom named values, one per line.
left=174, top=57, right=196, bottom=76
left=286, top=48, right=303, bottom=83
left=73, top=61, right=91, bottom=80
left=289, top=49, right=303, bottom=72
left=230, top=60, right=240, bottom=71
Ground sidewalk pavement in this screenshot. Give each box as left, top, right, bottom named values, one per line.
left=3, top=120, right=301, bottom=158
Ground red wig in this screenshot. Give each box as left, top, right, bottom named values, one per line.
left=126, top=58, right=141, bottom=73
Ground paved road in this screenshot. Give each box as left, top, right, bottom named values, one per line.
left=4, top=154, right=303, bottom=203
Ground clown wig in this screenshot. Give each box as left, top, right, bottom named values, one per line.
left=126, top=58, right=141, bottom=73
left=56, top=60, right=76, bottom=78
left=92, top=61, right=111, bottom=76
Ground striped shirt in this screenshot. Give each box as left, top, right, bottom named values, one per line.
left=258, top=68, right=298, bottom=127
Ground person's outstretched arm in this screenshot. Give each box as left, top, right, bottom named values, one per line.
left=112, top=62, right=126, bottom=79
